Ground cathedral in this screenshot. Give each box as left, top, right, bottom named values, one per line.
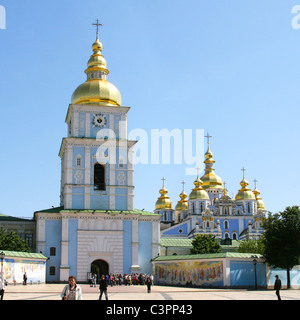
left=34, top=26, right=160, bottom=282
left=33, top=23, right=267, bottom=283
left=155, top=138, right=267, bottom=241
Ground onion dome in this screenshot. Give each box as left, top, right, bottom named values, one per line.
left=188, top=177, right=209, bottom=200
left=200, top=147, right=223, bottom=190
left=175, top=189, right=188, bottom=211
left=235, top=178, right=255, bottom=201
left=71, top=32, right=122, bottom=106
left=155, top=184, right=172, bottom=210
left=253, top=187, right=265, bottom=210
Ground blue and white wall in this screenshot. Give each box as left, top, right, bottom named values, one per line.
left=35, top=211, right=160, bottom=282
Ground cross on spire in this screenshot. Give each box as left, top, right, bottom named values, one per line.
left=181, top=180, right=185, bottom=190
left=92, top=19, right=103, bottom=36
left=204, top=133, right=212, bottom=145
left=161, top=177, right=166, bottom=187
left=241, top=167, right=246, bottom=179
left=195, top=166, right=201, bottom=177
left=253, top=178, right=258, bottom=188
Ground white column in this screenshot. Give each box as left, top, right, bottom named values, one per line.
left=223, top=258, right=231, bottom=287
left=152, top=220, right=160, bottom=259
left=73, top=112, right=79, bottom=137
left=131, top=219, right=140, bottom=271
left=64, top=145, right=73, bottom=209
left=35, top=216, right=46, bottom=254
left=60, top=214, right=70, bottom=281
left=85, top=113, right=90, bottom=138
left=84, top=147, right=91, bottom=209
left=127, top=146, right=135, bottom=210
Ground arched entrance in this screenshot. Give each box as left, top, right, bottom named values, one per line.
left=91, top=259, right=109, bottom=282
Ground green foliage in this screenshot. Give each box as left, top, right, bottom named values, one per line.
left=190, top=234, right=222, bottom=254
left=236, top=237, right=265, bottom=254
left=263, top=206, right=300, bottom=268
left=262, top=206, right=300, bottom=288
left=0, top=227, right=30, bottom=252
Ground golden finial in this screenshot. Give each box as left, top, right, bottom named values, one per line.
left=253, top=178, right=257, bottom=189
left=241, top=167, right=246, bottom=179
left=181, top=180, right=185, bottom=191
left=92, top=18, right=103, bottom=40
left=204, top=132, right=212, bottom=146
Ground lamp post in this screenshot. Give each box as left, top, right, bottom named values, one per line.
left=252, top=256, right=258, bottom=290
left=0, top=251, right=5, bottom=281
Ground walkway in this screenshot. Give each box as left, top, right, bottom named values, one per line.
left=3, top=283, right=300, bottom=300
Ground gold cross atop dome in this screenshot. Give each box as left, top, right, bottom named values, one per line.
left=92, top=19, right=103, bottom=37
left=241, top=167, right=246, bottom=179
left=204, top=133, right=212, bottom=145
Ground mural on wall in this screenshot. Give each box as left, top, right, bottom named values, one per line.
left=3, top=258, right=45, bottom=284
left=155, top=260, right=223, bottom=287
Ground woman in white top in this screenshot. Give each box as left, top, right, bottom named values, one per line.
left=61, top=275, right=82, bottom=300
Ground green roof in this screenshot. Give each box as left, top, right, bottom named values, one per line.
left=34, top=206, right=64, bottom=213
left=0, top=250, right=47, bottom=260
left=160, top=238, right=240, bottom=248
left=161, top=238, right=193, bottom=247
left=153, top=252, right=264, bottom=261
left=0, top=214, right=33, bottom=221
left=35, top=207, right=157, bottom=216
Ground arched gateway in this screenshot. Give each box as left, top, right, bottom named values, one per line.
left=91, top=259, right=109, bottom=281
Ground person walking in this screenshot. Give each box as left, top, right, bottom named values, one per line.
left=61, top=275, right=82, bottom=300
left=146, top=276, right=152, bottom=293
left=99, top=274, right=108, bottom=300
left=274, top=275, right=281, bottom=300
left=23, top=272, right=27, bottom=285
left=0, top=272, right=6, bottom=300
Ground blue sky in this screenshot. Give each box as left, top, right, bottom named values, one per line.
left=0, top=0, right=299, bottom=217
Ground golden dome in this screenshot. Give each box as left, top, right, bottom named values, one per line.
left=175, top=190, right=188, bottom=211
left=189, top=177, right=209, bottom=200
left=200, top=147, right=223, bottom=189
left=253, top=187, right=265, bottom=210
left=235, top=178, right=256, bottom=201
left=155, top=186, right=172, bottom=210
left=71, top=34, right=122, bottom=106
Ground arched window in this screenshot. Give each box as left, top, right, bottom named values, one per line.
left=224, top=220, right=229, bottom=229
left=50, top=247, right=56, bottom=256
left=94, top=163, right=105, bottom=190
left=49, top=266, right=56, bottom=276
left=247, top=203, right=251, bottom=213
left=200, top=202, right=203, bottom=213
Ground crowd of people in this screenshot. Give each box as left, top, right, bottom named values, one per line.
left=89, top=273, right=154, bottom=287
left=61, top=273, right=154, bottom=300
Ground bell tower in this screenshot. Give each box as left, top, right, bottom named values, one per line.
left=59, top=23, right=136, bottom=210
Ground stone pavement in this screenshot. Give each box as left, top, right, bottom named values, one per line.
left=2, top=283, right=300, bottom=300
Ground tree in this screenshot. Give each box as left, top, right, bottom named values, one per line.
left=262, top=206, right=300, bottom=288
left=0, top=227, right=30, bottom=252
left=236, top=237, right=265, bottom=254
left=190, top=234, right=222, bottom=254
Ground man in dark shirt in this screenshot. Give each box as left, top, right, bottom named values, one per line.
left=99, top=274, right=108, bottom=300
left=274, top=275, right=281, bottom=300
